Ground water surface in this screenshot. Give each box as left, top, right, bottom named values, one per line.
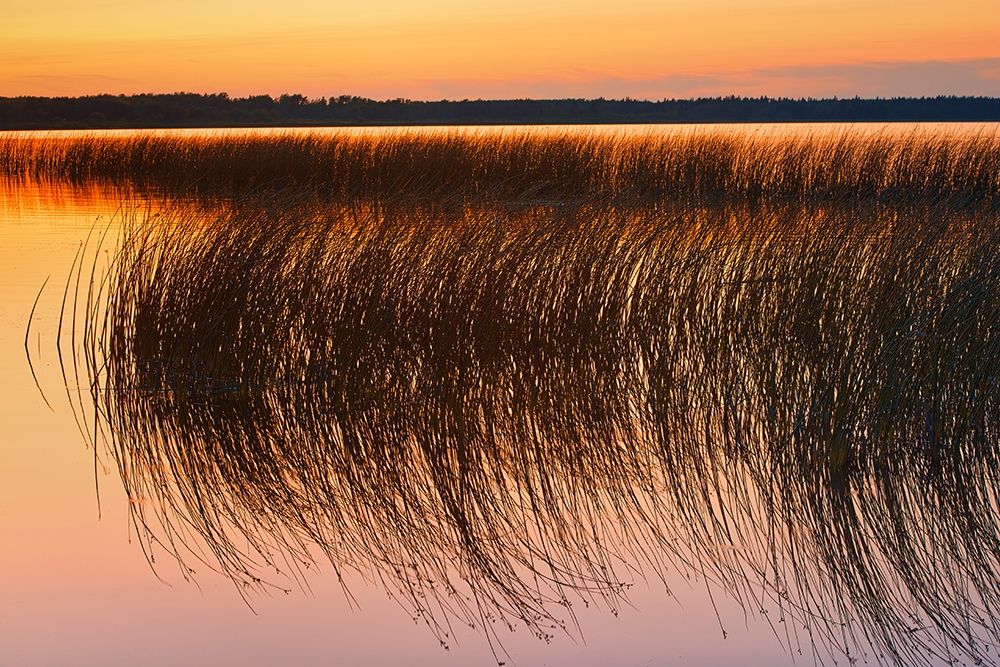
left=2, top=123, right=998, bottom=667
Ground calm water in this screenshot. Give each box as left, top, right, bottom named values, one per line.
left=1, top=123, right=996, bottom=667
left=0, top=179, right=793, bottom=667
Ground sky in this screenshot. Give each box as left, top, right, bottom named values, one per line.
left=1, top=0, right=999, bottom=99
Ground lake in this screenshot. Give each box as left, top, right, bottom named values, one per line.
left=1, top=123, right=998, bottom=666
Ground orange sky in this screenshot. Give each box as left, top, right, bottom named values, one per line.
left=1, top=0, right=999, bottom=99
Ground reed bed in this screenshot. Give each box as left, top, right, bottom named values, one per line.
left=3, top=128, right=1000, bottom=207
left=52, top=189, right=1000, bottom=665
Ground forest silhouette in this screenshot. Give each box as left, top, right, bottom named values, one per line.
left=2, top=94, right=1000, bottom=129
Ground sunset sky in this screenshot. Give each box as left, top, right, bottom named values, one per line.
left=2, top=0, right=999, bottom=99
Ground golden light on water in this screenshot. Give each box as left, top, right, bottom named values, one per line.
left=2, top=124, right=999, bottom=666
left=1, top=0, right=998, bottom=98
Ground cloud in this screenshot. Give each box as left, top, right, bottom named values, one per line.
left=0, top=74, right=138, bottom=96
left=4, top=56, right=999, bottom=100
left=393, top=57, right=1000, bottom=100
left=747, top=58, right=1000, bottom=98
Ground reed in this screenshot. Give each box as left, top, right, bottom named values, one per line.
left=3, top=128, right=999, bottom=207
left=53, top=185, right=1000, bottom=665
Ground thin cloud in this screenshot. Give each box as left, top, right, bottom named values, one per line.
left=748, top=58, right=1000, bottom=98
left=3, top=57, right=999, bottom=100
left=403, top=57, right=1000, bottom=100
left=1, top=74, right=138, bottom=96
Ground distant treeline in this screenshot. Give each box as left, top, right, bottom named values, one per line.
left=2, top=93, right=1000, bottom=129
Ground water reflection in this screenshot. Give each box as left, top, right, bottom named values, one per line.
left=51, top=192, right=1000, bottom=666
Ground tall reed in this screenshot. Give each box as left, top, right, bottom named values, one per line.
left=3, top=128, right=999, bottom=207
left=55, top=188, right=1000, bottom=665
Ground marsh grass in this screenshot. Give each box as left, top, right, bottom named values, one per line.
left=3, top=128, right=999, bottom=207
left=27, top=128, right=1000, bottom=664
left=50, top=186, right=1000, bottom=665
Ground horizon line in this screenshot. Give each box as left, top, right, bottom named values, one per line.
left=5, top=92, right=1000, bottom=103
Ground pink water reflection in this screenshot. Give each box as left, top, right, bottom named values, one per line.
left=4, top=122, right=994, bottom=665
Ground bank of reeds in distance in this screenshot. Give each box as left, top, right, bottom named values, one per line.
left=2, top=127, right=999, bottom=207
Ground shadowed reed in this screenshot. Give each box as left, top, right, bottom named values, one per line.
left=33, top=128, right=1000, bottom=665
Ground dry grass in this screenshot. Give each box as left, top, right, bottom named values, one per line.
left=49, top=183, right=1000, bottom=665
left=20, top=127, right=1000, bottom=664
left=2, top=128, right=999, bottom=207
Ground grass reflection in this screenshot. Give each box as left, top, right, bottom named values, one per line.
left=50, top=188, right=1000, bottom=665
